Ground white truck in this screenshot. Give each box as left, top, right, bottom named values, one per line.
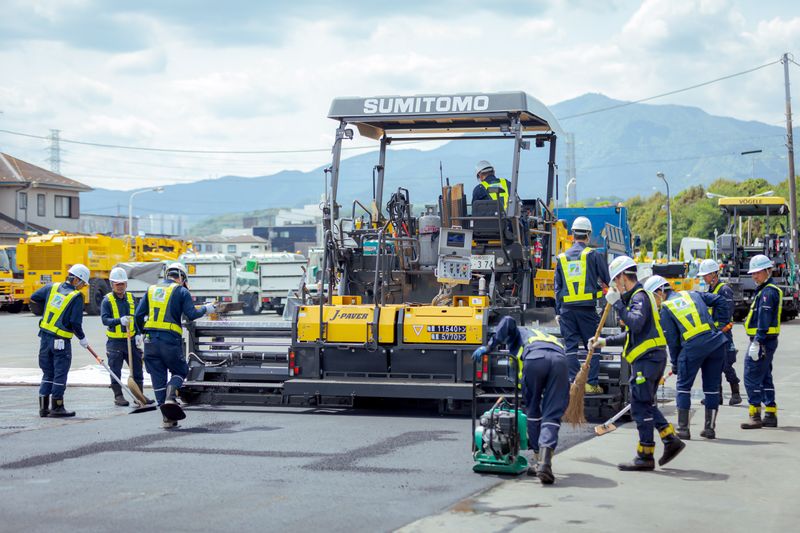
left=250, top=252, right=306, bottom=315
left=179, top=253, right=260, bottom=312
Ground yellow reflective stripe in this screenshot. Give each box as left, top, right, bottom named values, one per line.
left=480, top=178, right=509, bottom=209
left=709, top=282, right=726, bottom=325
left=637, top=444, right=656, bottom=454
left=623, top=289, right=667, bottom=363
left=744, top=283, right=783, bottom=336
left=143, top=283, right=184, bottom=334
left=40, top=285, right=80, bottom=339
left=106, top=292, right=134, bottom=339
left=662, top=291, right=711, bottom=341
left=659, top=424, right=675, bottom=439
left=764, top=406, right=777, bottom=413
left=558, top=247, right=601, bottom=303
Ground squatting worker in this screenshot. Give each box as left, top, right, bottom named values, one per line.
left=471, top=160, right=509, bottom=210
left=472, top=316, right=568, bottom=485
left=134, top=262, right=215, bottom=429
left=697, top=259, right=742, bottom=405
left=741, top=254, right=782, bottom=430
left=554, top=216, right=610, bottom=394
left=592, top=256, right=685, bottom=471
left=101, top=267, right=152, bottom=407
left=29, top=264, right=91, bottom=418
left=644, top=275, right=728, bottom=440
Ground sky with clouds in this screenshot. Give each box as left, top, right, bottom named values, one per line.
left=0, top=0, right=798, bottom=191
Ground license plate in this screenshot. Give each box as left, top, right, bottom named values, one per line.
left=470, top=255, right=495, bottom=270
left=431, top=333, right=467, bottom=341
left=427, top=325, right=466, bottom=333
left=40, top=274, right=52, bottom=283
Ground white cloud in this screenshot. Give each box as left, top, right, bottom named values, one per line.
left=108, top=47, right=167, bottom=74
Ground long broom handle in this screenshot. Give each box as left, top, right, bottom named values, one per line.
left=125, top=324, right=135, bottom=369
left=86, top=345, right=136, bottom=402
left=584, top=303, right=612, bottom=367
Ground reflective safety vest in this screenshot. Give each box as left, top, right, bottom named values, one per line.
left=480, top=178, right=509, bottom=210
left=622, top=288, right=667, bottom=363
left=514, top=330, right=564, bottom=385
left=662, top=291, right=712, bottom=341
left=40, top=284, right=81, bottom=339
left=143, top=283, right=183, bottom=335
left=744, top=283, right=783, bottom=336
left=709, top=282, right=727, bottom=327
left=558, top=247, right=603, bottom=303
left=106, top=292, right=135, bottom=339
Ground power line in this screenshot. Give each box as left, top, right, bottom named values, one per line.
left=558, top=59, right=782, bottom=120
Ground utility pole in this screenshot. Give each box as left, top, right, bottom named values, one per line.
left=47, top=129, right=61, bottom=174
left=783, top=53, right=798, bottom=258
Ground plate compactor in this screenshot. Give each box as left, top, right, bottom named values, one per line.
left=472, top=357, right=529, bottom=475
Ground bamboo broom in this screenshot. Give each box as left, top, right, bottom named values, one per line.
left=563, top=303, right=612, bottom=425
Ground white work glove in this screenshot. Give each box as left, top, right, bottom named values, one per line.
left=591, top=336, right=606, bottom=350
left=79, top=337, right=90, bottom=349
left=747, top=341, right=761, bottom=360
left=119, top=315, right=131, bottom=327
left=605, top=287, right=621, bottom=305
left=135, top=334, right=144, bottom=351
left=204, top=302, right=217, bottom=314
left=555, top=315, right=561, bottom=327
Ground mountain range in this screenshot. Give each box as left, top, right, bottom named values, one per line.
left=81, top=93, right=790, bottom=229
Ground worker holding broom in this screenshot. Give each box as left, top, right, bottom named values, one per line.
left=101, top=267, right=152, bottom=407
left=591, top=256, right=685, bottom=471
left=135, top=262, right=215, bottom=428
left=644, top=275, right=728, bottom=440
left=473, top=316, right=569, bottom=485
left=554, top=216, right=610, bottom=395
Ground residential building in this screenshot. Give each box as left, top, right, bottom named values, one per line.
left=0, top=153, right=91, bottom=245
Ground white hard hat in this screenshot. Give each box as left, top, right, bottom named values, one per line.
left=109, top=267, right=128, bottom=283
left=643, top=275, right=670, bottom=293
left=475, top=160, right=494, bottom=177
left=571, top=216, right=592, bottom=234
left=697, top=259, right=720, bottom=277
left=747, top=254, right=773, bottom=274
left=609, top=255, right=637, bottom=281
left=166, top=262, right=188, bottom=280
left=68, top=263, right=90, bottom=284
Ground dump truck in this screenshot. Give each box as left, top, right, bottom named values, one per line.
left=182, top=92, right=627, bottom=417
left=179, top=253, right=260, bottom=310
left=715, top=196, right=799, bottom=321
left=17, top=232, right=190, bottom=315
left=250, top=252, right=306, bottom=315
left=0, top=245, right=24, bottom=313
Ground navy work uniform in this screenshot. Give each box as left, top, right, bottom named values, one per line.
left=101, top=291, right=143, bottom=404
left=709, top=280, right=740, bottom=391
left=742, top=278, right=782, bottom=428
left=554, top=240, right=610, bottom=386
left=29, top=282, right=86, bottom=416
left=471, top=174, right=510, bottom=210
left=659, top=289, right=728, bottom=439
left=134, top=282, right=207, bottom=406
left=604, top=284, right=682, bottom=470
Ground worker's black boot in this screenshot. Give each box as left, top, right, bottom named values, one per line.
left=676, top=409, right=691, bottom=440
left=161, top=416, right=178, bottom=429
left=618, top=444, right=655, bottom=471
left=38, top=395, right=50, bottom=417
left=658, top=425, right=685, bottom=467
left=729, top=383, right=742, bottom=406
left=537, top=447, right=555, bottom=485
left=763, top=407, right=778, bottom=427
left=526, top=450, right=540, bottom=476
left=48, top=397, right=75, bottom=417
left=741, top=405, right=763, bottom=429
left=700, top=409, right=717, bottom=439
left=114, top=393, right=129, bottom=407
left=165, top=384, right=179, bottom=405
left=136, top=380, right=155, bottom=405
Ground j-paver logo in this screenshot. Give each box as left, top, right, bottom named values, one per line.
left=330, top=309, right=369, bottom=321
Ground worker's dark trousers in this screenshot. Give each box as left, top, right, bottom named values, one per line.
left=630, top=351, right=670, bottom=447
left=107, top=341, right=144, bottom=395
left=38, top=334, right=72, bottom=399
left=522, top=351, right=569, bottom=452
left=144, top=339, right=188, bottom=406
left=676, top=344, right=725, bottom=410
left=721, top=333, right=740, bottom=385
left=559, top=306, right=601, bottom=385
left=744, top=337, right=778, bottom=407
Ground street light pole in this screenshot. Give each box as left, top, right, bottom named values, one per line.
left=782, top=53, right=798, bottom=259
left=128, top=187, right=164, bottom=240
left=741, top=149, right=762, bottom=180
left=657, top=172, right=671, bottom=261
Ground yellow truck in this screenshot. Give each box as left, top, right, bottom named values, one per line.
left=16, top=232, right=191, bottom=315
left=0, top=245, right=24, bottom=313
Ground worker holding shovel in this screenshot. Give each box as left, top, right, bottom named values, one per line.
left=591, top=256, right=684, bottom=471
left=101, top=267, right=152, bottom=407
